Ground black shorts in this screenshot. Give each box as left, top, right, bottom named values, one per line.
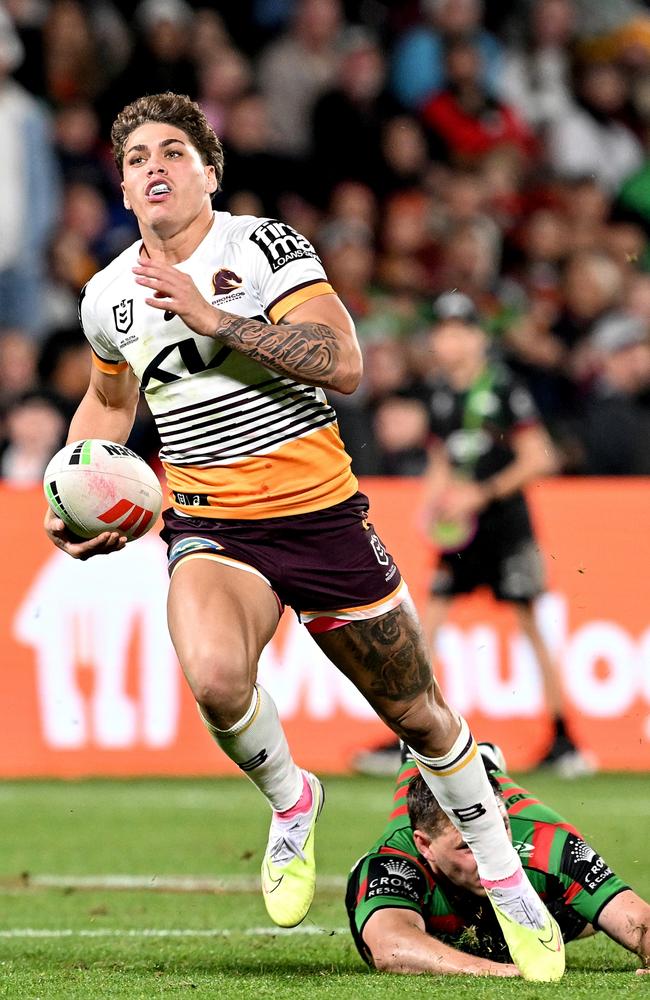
left=161, top=491, right=405, bottom=631
left=431, top=531, right=545, bottom=603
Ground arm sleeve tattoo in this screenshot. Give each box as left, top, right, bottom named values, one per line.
left=212, top=312, right=342, bottom=385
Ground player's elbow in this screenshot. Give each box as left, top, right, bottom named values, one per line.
left=370, top=942, right=418, bottom=975
left=331, top=352, right=363, bottom=394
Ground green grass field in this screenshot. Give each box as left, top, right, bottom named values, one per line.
left=0, top=771, right=648, bottom=999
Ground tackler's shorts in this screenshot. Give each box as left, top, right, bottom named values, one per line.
left=161, top=491, right=406, bottom=632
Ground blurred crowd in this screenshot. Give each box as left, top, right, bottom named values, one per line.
left=2, top=0, right=650, bottom=484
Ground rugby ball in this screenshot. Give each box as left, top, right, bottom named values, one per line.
left=43, top=439, right=163, bottom=541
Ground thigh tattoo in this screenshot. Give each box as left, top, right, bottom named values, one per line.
left=315, top=605, right=433, bottom=701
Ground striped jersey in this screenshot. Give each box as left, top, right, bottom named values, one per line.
left=346, top=761, right=628, bottom=964
left=79, top=211, right=358, bottom=518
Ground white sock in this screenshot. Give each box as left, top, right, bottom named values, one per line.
left=199, top=684, right=303, bottom=813
left=411, top=717, right=520, bottom=882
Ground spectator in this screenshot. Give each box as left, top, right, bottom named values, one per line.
left=0, top=328, right=38, bottom=408
left=197, top=48, right=252, bottom=137
left=0, top=10, right=61, bottom=337
left=310, top=28, right=399, bottom=202
left=420, top=40, right=537, bottom=166
left=36, top=327, right=91, bottom=419
left=574, top=312, right=650, bottom=474
left=0, top=390, right=66, bottom=485
left=499, top=0, right=575, bottom=128
left=546, top=59, right=644, bottom=192
left=257, top=0, right=343, bottom=158
left=391, top=0, right=502, bottom=110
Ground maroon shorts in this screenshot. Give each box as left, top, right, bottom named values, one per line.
left=160, top=491, right=405, bottom=631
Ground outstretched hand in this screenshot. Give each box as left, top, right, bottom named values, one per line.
left=44, top=506, right=126, bottom=560
left=133, top=259, right=218, bottom=337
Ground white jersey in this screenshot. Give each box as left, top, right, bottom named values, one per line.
left=80, top=212, right=358, bottom=519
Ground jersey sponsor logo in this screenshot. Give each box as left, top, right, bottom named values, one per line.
left=140, top=338, right=232, bottom=389
left=365, top=855, right=425, bottom=903
left=249, top=221, right=320, bottom=273
left=212, top=268, right=242, bottom=295
left=559, top=834, right=613, bottom=895
left=112, top=298, right=134, bottom=334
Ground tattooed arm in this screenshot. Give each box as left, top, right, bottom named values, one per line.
left=132, top=259, right=363, bottom=393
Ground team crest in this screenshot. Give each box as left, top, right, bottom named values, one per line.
left=212, top=268, right=242, bottom=295
left=112, top=298, right=134, bottom=334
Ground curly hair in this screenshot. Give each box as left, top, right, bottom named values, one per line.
left=111, top=92, right=224, bottom=187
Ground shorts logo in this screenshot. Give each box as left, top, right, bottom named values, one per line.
left=212, top=268, right=242, bottom=295
left=169, top=536, right=225, bottom=564
left=560, top=834, right=613, bottom=895
left=249, top=220, right=320, bottom=273
left=370, top=533, right=389, bottom=566
left=112, top=298, right=134, bottom=334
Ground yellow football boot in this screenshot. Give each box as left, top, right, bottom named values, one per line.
left=486, top=883, right=565, bottom=981
left=261, top=771, right=324, bottom=928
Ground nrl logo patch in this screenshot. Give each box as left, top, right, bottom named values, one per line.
left=113, top=298, right=134, bottom=334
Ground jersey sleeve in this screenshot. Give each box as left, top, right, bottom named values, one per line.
left=349, top=850, right=429, bottom=939
left=552, top=828, right=629, bottom=928
left=78, top=283, right=129, bottom=375
left=245, top=219, right=335, bottom=323
left=501, top=374, right=541, bottom=432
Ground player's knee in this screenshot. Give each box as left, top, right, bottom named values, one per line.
left=184, top=646, right=254, bottom=723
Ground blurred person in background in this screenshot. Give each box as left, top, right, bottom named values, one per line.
left=101, top=0, right=197, bottom=127
left=421, top=292, right=590, bottom=775
left=420, top=39, right=537, bottom=167
left=504, top=249, right=626, bottom=425
left=310, top=27, right=398, bottom=203
left=355, top=292, right=591, bottom=778
left=257, top=0, right=343, bottom=158
left=36, top=327, right=91, bottom=420
left=546, top=59, right=643, bottom=193
left=499, top=0, right=576, bottom=129
left=218, top=91, right=302, bottom=218
left=391, top=0, right=502, bottom=110
left=0, top=328, right=38, bottom=408
left=197, top=48, right=253, bottom=137
left=0, top=9, right=60, bottom=336
left=571, top=311, right=650, bottom=474
left=0, top=389, right=66, bottom=485
left=375, top=114, right=431, bottom=201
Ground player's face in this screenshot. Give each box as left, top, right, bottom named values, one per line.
left=431, top=320, right=486, bottom=373
left=415, top=809, right=512, bottom=897
left=120, top=122, right=217, bottom=230
left=427, top=826, right=486, bottom=895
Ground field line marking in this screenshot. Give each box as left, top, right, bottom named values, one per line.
left=19, top=874, right=346, bottom=893
left=0, top=926, right=348, bottom=939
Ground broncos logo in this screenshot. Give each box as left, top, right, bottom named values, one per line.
left=212, top=268, right=243, bottom=295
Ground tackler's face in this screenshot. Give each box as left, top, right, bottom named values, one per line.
left=121, top=122, right=217, bottom=230
left=414, top=799, right=511, bottom=897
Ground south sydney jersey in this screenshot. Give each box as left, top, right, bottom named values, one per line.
left=79, top=211, right=358, bottom=518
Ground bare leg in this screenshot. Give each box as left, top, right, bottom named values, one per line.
left=420, top=593, right=452, bottom=659
left=514, top=601, right=563, bottom=718
left=168, top=558, right=302, bottom=809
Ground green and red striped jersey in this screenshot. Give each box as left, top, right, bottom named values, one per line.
left=346, top=761, right=628, bottom=964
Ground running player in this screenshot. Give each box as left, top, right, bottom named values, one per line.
left=347, top=745, right=650, bottom=975
left=44, top=92, right=562, bottom=980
